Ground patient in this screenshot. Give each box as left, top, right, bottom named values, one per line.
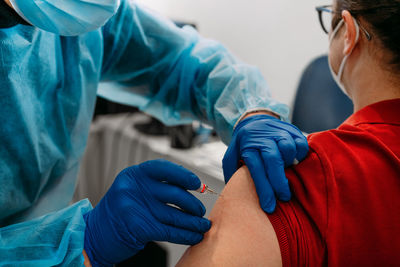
left=177, top=0, right=400, bottom=266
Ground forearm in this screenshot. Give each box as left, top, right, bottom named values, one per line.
left=99, top=1, right=289, bottom=144
left=0, top=200, right=92, bottom=266
left=182, top=38, right=289, bottom=143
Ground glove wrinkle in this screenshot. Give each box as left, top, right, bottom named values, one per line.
left=83, top=160, right=211, bottom=266
left=223, top=114, right=308, bottom=213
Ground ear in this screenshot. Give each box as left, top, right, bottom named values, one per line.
left=342, top=10, right=358, bottom=55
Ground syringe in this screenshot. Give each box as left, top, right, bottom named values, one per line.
left=196, top=183, right=219, bottom=195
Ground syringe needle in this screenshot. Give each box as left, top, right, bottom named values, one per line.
left=205, top=187, right=218, bottom=195
left=196, top=183, right=219, bottom=195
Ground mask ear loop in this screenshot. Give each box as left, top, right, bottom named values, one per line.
left=335, top=18, right=361, bottom=82
left=329, top=19, right=345, bottom=43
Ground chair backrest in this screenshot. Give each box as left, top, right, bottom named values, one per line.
left=292, top=55, right=353, bottom=133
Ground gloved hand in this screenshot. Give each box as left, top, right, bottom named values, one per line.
left=83, top=159, right=211, bottom=267
left=223, top=114, right=309, bottom=213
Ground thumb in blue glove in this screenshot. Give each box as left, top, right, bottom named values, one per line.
left=223, top=114, right=309, bottom=213
left=83, top=159, right=211, bottom=267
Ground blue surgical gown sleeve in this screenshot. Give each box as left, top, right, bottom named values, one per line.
left=0, top=200, right=92, bottom=266
left=99, top=0, right=289, bottom=144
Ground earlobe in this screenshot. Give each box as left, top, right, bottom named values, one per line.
left=342, top=11, right=357, bottom=55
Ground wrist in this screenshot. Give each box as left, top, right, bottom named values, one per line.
left=234, top=108, right=281, bottom=130
left=241, top=111, right=280, bottom=121
left=4, top=0, right=12, bottom=8
left=83, top=250, right=92, bottom=267
left=83, top=228, right=113, bottom=267
left=83, top=212, right=107, bottom=267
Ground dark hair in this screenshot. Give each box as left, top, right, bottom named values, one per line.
left=335, top=0, right=400, bottom=71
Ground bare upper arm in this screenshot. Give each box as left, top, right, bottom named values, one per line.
left=176, top=166, right=282, bottom=267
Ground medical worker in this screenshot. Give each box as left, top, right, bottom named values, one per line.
left=0, top=0, right=308, bottom=266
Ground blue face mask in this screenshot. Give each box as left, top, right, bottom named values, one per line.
left=9, top=0, right=121, bottom=36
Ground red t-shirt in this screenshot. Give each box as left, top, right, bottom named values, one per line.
left=268, top=99, right=400, bottom=266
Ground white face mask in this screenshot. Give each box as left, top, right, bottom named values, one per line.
left=9, top=0, right=121, bottom=36
left=328, top=18, right=361, bottom=98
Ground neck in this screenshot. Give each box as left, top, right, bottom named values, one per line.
left=344, top=53, right=400, bottom=112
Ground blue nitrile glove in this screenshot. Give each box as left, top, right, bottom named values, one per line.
left=83, top=159, right=211, bottom=267
left=223, top=114, right=309, bottom=213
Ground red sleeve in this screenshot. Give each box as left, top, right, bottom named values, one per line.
left=267, top=149, right=330, bottom=266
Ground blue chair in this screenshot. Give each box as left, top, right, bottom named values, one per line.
left=292, top=55, right=353, bottom=133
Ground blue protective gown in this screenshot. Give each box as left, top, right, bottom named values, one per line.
left=0, top=0, right=289, bottom=265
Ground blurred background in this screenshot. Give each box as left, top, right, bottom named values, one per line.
left=137, top=0, right=328, bottom=108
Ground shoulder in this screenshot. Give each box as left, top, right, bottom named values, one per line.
left=177, top=166, right=282, bottom=267
left=302, top=124, right=384, bottom=180
left=285, top=127, right=367, bottom=217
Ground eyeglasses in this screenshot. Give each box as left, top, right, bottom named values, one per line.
left=315, top=4, right=372, bottom=40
